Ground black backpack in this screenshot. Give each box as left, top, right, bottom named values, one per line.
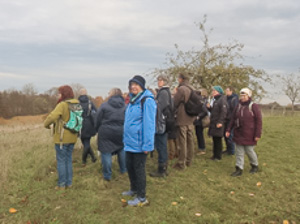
left=184, top=86, right=204, bottom=116
left=162, top=89, right=176, bottom=132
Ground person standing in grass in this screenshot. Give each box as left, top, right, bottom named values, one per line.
left=44, top=85, right=79, bottom=190
left=223, top=86, right=239, bottom=155
left=226, top=88, right=262, bottom=177
left=122, top=75, right=156, bottom=207
left=207, top=86, right=228, bottom=161
left=94, top=88, right=127, bottom=181
left=172, top=74, right=196, bottom=170
left=194, top=89, right=209, bottom=156
left=78, top=88, right=97, bottom=166
left=150, top=75, right=172, bottom=178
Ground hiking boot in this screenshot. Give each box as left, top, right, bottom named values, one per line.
left=172, top=163, right=184, bottom=171
left=250, top=164, right=259, bottom=174
left=150, top=163, right=168, bottom=177
left=186, top=161, right=192, bottom=167
left=122, top=190, right=137, bottom=197
left=127, top=197, right=149, bottom=207
left=231, top=166, right=243, bottom=177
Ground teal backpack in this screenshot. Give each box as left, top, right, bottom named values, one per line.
left=64, top=102, right=83, bottom=133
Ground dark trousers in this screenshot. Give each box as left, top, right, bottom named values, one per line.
left=212, top=136, right=223, bottom=160
left=224, top=122, right=235, bottom=154
left=126, top=152, right=148, bottom=198
left=81, top=137, right=96, bottom=163
left=155, top=133, right=168, bottom=164
left=195, top=125, right=206, bottom=150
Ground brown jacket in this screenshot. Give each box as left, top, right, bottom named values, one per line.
left=173, top=81, right=196, bottom=126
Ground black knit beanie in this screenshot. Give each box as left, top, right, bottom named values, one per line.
left=129, top=75, right=146, bottom=90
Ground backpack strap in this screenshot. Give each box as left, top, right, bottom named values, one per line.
left=249, top=102, right=254, bottom=116
left=87, top=100, right=92, bottom=116
left=237, top=101, right=254, bottom=117
left=141, top=96, right=150, bottom=109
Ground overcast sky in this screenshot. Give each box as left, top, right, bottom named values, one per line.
left=1, top=0, right=299, bottom=105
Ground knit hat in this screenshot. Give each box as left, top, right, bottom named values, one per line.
left=129, top=75, right=146, bottom=90
left=213, top=86, right=224, bottom=94
left=240, top=88, right=252, bottom=97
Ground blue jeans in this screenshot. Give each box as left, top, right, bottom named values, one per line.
left=101, top=149, right=127, bottom=180
left=155, top=132, right=168, bottom=164
left=55, top=144, right=74, bottom=187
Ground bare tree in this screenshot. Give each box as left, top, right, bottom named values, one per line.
left=45, top=87, right=58, bottom=97
left=22, top=83, right=38, bottom=96
left=70, top=83, right=85, bottom=99
left=279, top=73, right=300, bottom=113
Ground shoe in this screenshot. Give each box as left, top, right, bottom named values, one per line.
left=92, top=158, right=97, bottom=163
left=172, top=163, right=184, bottom=170
left=149, top=171, right=166, bottom=177
left=82, top=163, right=86, bottom=167
left=66, top=185, right=72, bottom=189
left=122, top=190, right=137, bottom=197
left=127, top=197, right=149, bottom=207
left=231, top=166, right=243, bottom=177
left=196, top=151, right=206, bottom=155
left=186, top=162, right=191, bottom=167
left=249, top=164, right=259, bottom=174
left=150, top=163, right=167, bottom=178
left=54, top=186, right=65, bottom=191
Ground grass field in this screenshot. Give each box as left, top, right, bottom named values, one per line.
left=0, top=116, right=299, bottom=224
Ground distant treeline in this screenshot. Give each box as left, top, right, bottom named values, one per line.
left=0, top=83, right=106, bottom=119
left=0, top=90, right=57, bottom=119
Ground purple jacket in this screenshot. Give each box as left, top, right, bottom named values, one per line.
left=227, top=99, right=262, bottom=145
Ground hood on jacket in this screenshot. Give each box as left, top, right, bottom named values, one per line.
left=108, top=95, right=125, bottom=108
left=64, top=98, right=80, bottom=104
left=129, top=89, right=154, bottom=104
left=78, top=95, right=89, bottom=103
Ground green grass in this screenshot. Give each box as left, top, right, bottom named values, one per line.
left=0, top=117, right=299, bottom=224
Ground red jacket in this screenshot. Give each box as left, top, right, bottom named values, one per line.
left=227, top=99, right=262, bottom=145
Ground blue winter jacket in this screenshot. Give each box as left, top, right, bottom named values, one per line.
left=123, top=89, right=157, bottom=153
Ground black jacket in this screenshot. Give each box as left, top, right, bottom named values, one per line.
left=78, top=95, right=97, bottom=138
left=194, top=98, right=209, bottom=126
left=156, top=87, right=171, bottom=134
left=95, top=95, right=125, bottom=153
left=226, top=93, right=239, bottom=122
left=208, top=94, right=228, bottom=137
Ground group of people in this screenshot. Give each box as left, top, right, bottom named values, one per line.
left=44, top=73, right=262, bottom=207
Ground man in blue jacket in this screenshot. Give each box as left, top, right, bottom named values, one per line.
left=122, top=75, right=157, bottom=207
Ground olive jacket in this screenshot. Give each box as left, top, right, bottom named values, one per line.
left=44, top=99, right=79, bottom=144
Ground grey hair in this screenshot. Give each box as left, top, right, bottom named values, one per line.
left=79, top=88, right=87, bottom=96
left=108, top=88, right=123, bottom=98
